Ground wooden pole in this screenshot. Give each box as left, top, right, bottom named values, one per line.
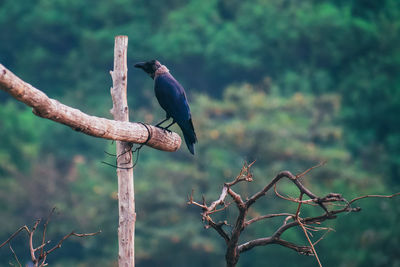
left=110, top=35, right=135, bottom=267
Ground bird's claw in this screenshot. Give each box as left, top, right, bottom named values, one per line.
left=155, top=125, right=172, bottom=133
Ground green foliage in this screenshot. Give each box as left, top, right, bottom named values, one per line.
left=0, top=102, right=47, bottom=172
left=132, top=84, right=396, bottom=267
left=0, top=0, right=399, bottom=266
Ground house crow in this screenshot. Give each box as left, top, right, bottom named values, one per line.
left=134, top=60, right=197, bottom=155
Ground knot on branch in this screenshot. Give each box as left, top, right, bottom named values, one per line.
left=348, top=207, right=362, bottom=212
left=298, top=247, right=315, bottom=256
left=316, top=193, right=345, bottom=206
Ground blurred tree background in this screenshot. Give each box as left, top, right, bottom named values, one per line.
left=0, top=0, right=399, bottom=266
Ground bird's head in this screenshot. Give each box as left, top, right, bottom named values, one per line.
left=134, top=59, right=162, bottom=79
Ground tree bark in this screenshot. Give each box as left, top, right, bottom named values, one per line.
left=110, top=35, right=135, bottom=267
left=0, top=64, right=181, bottom=152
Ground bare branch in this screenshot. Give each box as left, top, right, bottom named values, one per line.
left=295, top=161, right=326, bottom=179
left=187, top=190, right=208, bottom=210
left=188, top=187, right=230, bottom=213
left=273, top=183, right=318, bottom=206
left=40, top=207, right=55, bottom=259
left=296, top=217, right=322, bottom=267
left=244, top=213, right=295, bottom=227
left=238, top=237, right=313, bottom=255
left=0, top=64, right=181, bottom=152
left=348, top=192, right=400, bottom=205
left=188, top=189, right=231, bottom=243
left=273, top=239, right=313, bottom=255
left=207, top=186, right=229, bottom=212
left=295, top=193, right=304, bottom=218
left=225, top=161, right=255, bottom=187
left=245, top=171, right=293, bottom=208
left=9, top=243, right=22, bottom=267
left=35, top=241, right=51, bottom=253
left=207, top=220, right=230, bottom=244
left=29, top=220, right=41, bottom=263
left=188, top=161, right=400, bottom=267
left=208, top=202, right=231, bottom=215
left=227, top=188, right=245, bottom=209
left=44, top=231, right=101, bottom=256
left=0, top=226, right=30, bottom=248
left=313, top=227, right=334, bottom=246
left=0, top=215, right=101, bottom=267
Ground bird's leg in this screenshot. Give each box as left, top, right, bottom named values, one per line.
left=155, top=117, right=170, bottom=127
left=155, top=117, right=175, bottom=133
left=164, top=120, right=176, bottom=130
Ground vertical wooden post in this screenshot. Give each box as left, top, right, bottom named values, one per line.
left=110, top=35, right=135, bottom=267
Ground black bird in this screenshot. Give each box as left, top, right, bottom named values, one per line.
left=134, top=60, right=197, bottom=154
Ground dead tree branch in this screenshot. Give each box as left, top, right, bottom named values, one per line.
left=0, top=211, right=100, bottom=267
left=9, top=243, right=22, bottom=267
left=0, top=63, right=181, bottom=152
left=0, top=226, right=31, bottom=249
left=188, top=162, right=400, bottom=267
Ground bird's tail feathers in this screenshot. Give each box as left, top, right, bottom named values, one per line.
left=178, top=118, right=197, bottom=155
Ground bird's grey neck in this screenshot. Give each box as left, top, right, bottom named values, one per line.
left=154, top=65, right=169, bottom=78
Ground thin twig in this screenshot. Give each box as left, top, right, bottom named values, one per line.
left=40, top=208, right=56, bottom=259
left=273, top=182, right=318, bottom=206
left=348, top=192, right=400, bottom=205
left=295, top=193, right=304, bottom=218
left=29, top=220, right=41, bottom=263
left=295, top=161, right=326, bottom=179
left=44, top=231, right=101, bottom=256
left=0, top=226, right=30, bottom=248
left=226, top=161, right=255, bottom=187
left=35, top=241, right=51, bottom=253
left=295, top=192, right=322, bottom=266
left=244, top=213, right=295, bottom=226
left=313, top=228, right=334, bottom=246
left=9, top=243, right=22, bottom=267
left=297, top=217, right=322, bottom=267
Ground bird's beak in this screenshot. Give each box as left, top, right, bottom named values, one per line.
left=134, top=62, right=146, bottom=69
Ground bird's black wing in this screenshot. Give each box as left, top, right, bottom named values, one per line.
left=154, top=74, right=190, bottom=122
left=154, top=74, right=197, bottom=154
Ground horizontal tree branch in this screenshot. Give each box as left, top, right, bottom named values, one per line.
left=44, top=230, right=101, bottom=256
left=238, top=237, right=313, bottom=255
left=348, top=192, right=400, bottom=204
left=244, top=213, right=295, bottom=227
left=0, top=64, right=181, bottom=152
left=246, top=170, right=328, bottom=212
